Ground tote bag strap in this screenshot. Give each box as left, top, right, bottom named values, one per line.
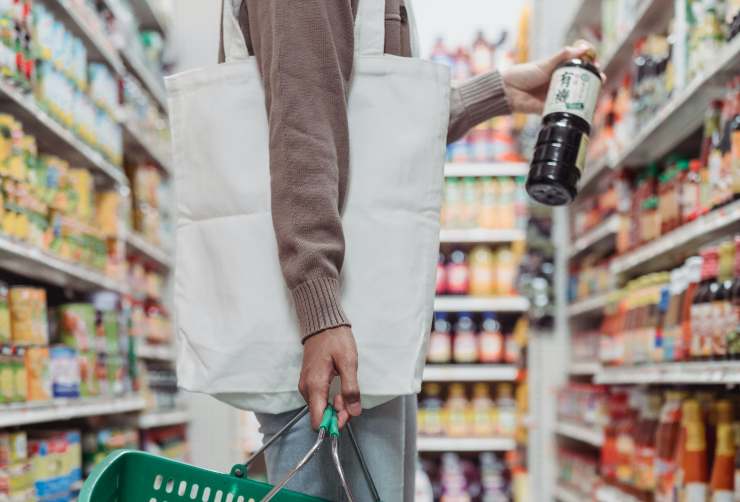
left=220, top=0, right=250, bottom=62
left=355, top=0, right=386, bottom=57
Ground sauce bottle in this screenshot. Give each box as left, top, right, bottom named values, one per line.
left=477, top=176, right=498, bottom=229
left=453, top=313, right=478, bottom=364
left=420, top=383, right=445, bottom=436
left=446, top=250, right=469, bottom=295
left=709, top=400, right=735, bottom=501
left=436, top=253, right=448, bottom=295
left=446, top=383, right=470, bottom=437
left=730, top=236, right=740, bottom=360
left=478, top=313, right=503, bottom=363
left=655, top=390, right=686, bottom=499
left=681, top=399, right=709, bottom=502
left=692, top=247, right=718, bottom=360
left=683, top=256, right=704, bottom=361
left=471, top=383, right=495, bottom=436
left=428, top=313, right=452, bottom=364
left=443, top=177, right=463, bottom=229
left=526, top=50, right=602, bottom=206
left=461, top=177, right=479, bottom=228
left=635, top=392, right=662, bottom=491
left=469, top=245, right=495, bottom=296
left=496, top=383, right=517, bottom=437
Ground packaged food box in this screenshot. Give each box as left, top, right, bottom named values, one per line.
left=9, top=287, right=48, bottom=345
left=78, top=350, right=98, bottom=398
left=49, top=346, right=80, bottom=399
left=24, top=346, right=50, bottom=402
left=12, top=346, right=27, bottom=403
left=0, top=282, right=10, bottom=343
left=58, top=303, right=94, bottom=351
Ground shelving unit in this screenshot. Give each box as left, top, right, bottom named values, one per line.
left=569, top=361, right=600, bottom=376
left=439, top=228, right=525, bottom=243
left=554, top=484, right=589, bottom=502
left=126, top=232, right=172, bottom=269
left=423, top=364, right=518, bottom=382
left=443, top=162, right=528, bottom=178
left=434, top=296, right=530, bottom=312
left=138, top=409, right=190, bottom=429
left=120, top=48, right=168, bottom=110
left=568, top=215, right=619, bottom=258
left=417, top=436, right=516, bottom=452
left=0, top=395, right=146, bottom=428
left=123, top=120, right=172, bottom=175
left=566, top=293, right=611, bottom=317
left=554, top=421, right=604, bottom=447
left=595, top=361, right=740, bottom=385
left=137, top=342, right=176, bottom=361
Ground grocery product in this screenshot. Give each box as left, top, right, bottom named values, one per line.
left=442, top=176, right=526, bottom=230
left=428, top=313, right=452, bottom=364
left=452, top=314, right=478, bottom=364
left=58, top=303, right=95, bottom=351
left=446, top=249, right=470, bottom=295
left=469, top=245, right=496, bottom=296
left=527, top=50, right=603, bottom=205
left=478, top=313, right=504, bottom=363
left=49, top=345, right=80, bottom=398
left=24, top=346, right=50, bottom=402
left=9, top=287, right=48, bottom=345
left=0, top=282, right=9, bottom=343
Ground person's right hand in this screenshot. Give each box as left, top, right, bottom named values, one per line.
left=299, top=326, right=362, bottom=430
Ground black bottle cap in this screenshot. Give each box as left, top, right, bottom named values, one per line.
left=526, top=161, right=580, bottom=206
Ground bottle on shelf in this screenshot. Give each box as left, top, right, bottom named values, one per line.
left=446, top=383, right=470, bottom=437
left=709, top=400, right=735, bottom=500
left=436, top=253, right=448, bottom=295
left=471, top=383, right=495, bottom=437
left=478, top=313, right=503, bottom=363
left=469, top=245, right=495, bottom=296
left=453, top=313, right=478, bottom=364
left=419, top=383, right=445, bottom=437
left=428, top=313, right=453, bottom=364
left=691, top=246, right=718, bottom=360
left=681, top=399, right=709, bottom=502
left=526, top=49, right=603, bottom=206
left=496, top=383, right=516, bottom=437
left=446, top=250, right=470, bottom=296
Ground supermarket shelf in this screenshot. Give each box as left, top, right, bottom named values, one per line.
left=439, top=228, right=525, bottom=244
left=121, top=49, right=168, bottom=110
left=423, top=364, right=518, bottom=382
left=434, top=296, right=530, bottom=312
left=0, top=235, right=129, bottom=294
left=568, top=215, right=619, bottom=258
left=126, top=232, right=172, bottom=269
left=617, top=35, right=740, bottom=166
left=596, top=485, right=641, bottom=502
left=417, top=436, right=516, bottom=452
left=138, top=409, right=189, bottom=429
left=555, top=484, right=589, bottom=502
left=123, top=121, right=172, bottom=175
left=0, top=395, right=145, bottom=428
left=444, top=162, right=528, bottom=178
left=137, top=342, right=176, bottom=361
left=567, top=292, right=611, bottom=317
left=0, top=80, right=128, bottom=186
left=43, top=0, right=125, bottom=74
left=610, top=199, right=740, bottom=276
left=555, top=420, right=604, bottom=447
left=562, top=0, right=601, bottom=42
left=130, top=0, right=169, bottom=32
left=595, top=361, right=740, bottom=385
left=569, top=361, right=601, bottom=376
left=601, top=0, right=671, bottom=79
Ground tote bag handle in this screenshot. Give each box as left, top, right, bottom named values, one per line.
left=219, top=0, right=387, bottom=61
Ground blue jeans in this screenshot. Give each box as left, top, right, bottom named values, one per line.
left=255, top=395, right=417, bottom=502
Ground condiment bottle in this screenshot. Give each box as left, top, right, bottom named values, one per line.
left=477, top=177, right=499, bottom=229
left=471, top=383, right=495, bottom=437
left=496, top=383, right=517, bottom=437
left=420, top=383, right=444, bottom=436
left=709, top=400, right=735, bottom=501
left=730, top=236, right=740, bottom=360
left=453, top=313, right=478, bottom=364
left=478, top=313, right=503, bottom=363
left=461, top=177, right=479, bottom=228
left=681, top=399, right=709, bottom=502
left=436, top=253, right=448, bottom=295
left=683, top=256, right=704, bottom=361
left=635, top=392, right=662, bottom=491
left=526, top=49, right=602, bottom=205
left=446, top=383, right=470, bottom=437
left=655, top=390, right=687, bottom=498
left=692, top=247, right=718, bottom=360
left=446, top=250, right=469, bottom=295
left=443, top=177, right=463, bottom=228
left=428, top=313, right=452, bottom=364
left=469, top=245, right=495, bottom=296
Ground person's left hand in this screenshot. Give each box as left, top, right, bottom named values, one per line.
left=501, top=40, right=604, bottom=115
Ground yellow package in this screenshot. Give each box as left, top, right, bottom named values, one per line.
left=9, top=287, right=48, bottom=345
left=24, top=347, right=50, bottom=402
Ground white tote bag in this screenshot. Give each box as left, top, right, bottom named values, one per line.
left=166, top=0, right=450, bottom=413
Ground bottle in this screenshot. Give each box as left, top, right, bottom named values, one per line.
left=497, top=177, right=517, bottom=230
left=453, top=313, right=478, bottom=364
left=730, top=236, right=740, bottom=359
left=420, top=383, right=444, bottom=436
left=443, top=177, right=464, bottom=228
left=478, top=313, right=503, bottom=363
left=526, top=49, right=603, bottom=205
left=681, top=399, right=709, bottom=502
left=496, top=383, right=517, bottom=437
left=709, top=400, right=735, bottom=501
left=460, top=177, right=479, bottom=228
left=478, top=177, right=499, bottom=229
left=446, top=383, right=470, bottom=437
left=446, top=250, right=469, bottom=295
left=655, top=390, right=686, bottom=499
left=683, top=256, right=704, bottom=360
left=635, top=392, right=662, bottom=491
left=430, top=37, right=453, bottom=68
left=471, top=31, right=493, bottom=75
left=428, top=313, right=452, bottom=364
left=436, top=253, right=448, bottom=295
left=469, top=245, right=495, bottom=296
left=471, top=383, right=495, bottom=437
left=692, top=247, right=718, bottom=360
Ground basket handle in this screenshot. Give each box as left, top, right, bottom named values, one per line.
left=234, top=405, right=382, bottom=502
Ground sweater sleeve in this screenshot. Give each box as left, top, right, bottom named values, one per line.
left=447, top=70, right=512, bottom=144
left=244, top=0, right=355, bottom=340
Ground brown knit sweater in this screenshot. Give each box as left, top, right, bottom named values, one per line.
left=219, top=0, right=511, bottom=339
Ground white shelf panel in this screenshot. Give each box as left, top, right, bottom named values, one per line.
left=596, top=361, right=740, bottom=385
left=417, top=436, right=515, bottom=452
left=434, top=296, right=530, bottom=312
left=569, top=215, right=619, bottom=258
left=601, top=0, right=671, bottom=79
left=126, top=232, right=172, bottom=269
left=555, top=484, right=588, bottom=502
left=123, top=120, right=172, bottom=175
left=0, top=80, right=127, bottom=185
left=439, top=228, right=525, bottom=244
left=423, top=364, right=518, bottom=382
left=563, top=0, right=601, bottom=41
left=610, top=199, right=740, bottom=276
left=0, top=395, right=145, bottom=428
left=138, top=409, right=189, bottom=429
left=617, top=35, right=740, bottom=166
left=569, top=361, right=601, bottom=376
left=555, top=420, right=604, bottom=447
left=137, top=342, right=176, bottom=361
left=44, top=0, right=125, bottom=75
left=130, top=0, right=169, bottom=32
left=0, top=235, right=129, bottom=294
left=596, top=486, right=641, bottom=502
left=444, top=162, right=528, bottom=178
left=567, top=293, right=611, bottom=317
left=121, top=49, right=167, bottom=110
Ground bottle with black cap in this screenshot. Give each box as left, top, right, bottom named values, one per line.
left=526, top=49, right=602, bottom=206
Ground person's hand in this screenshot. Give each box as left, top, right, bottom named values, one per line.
left=299, top=326, right=361, bottom=430
left=501, top=40, right=604, bottom=115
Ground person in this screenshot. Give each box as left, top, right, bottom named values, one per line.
left=216, top=0, right=598, bottom=499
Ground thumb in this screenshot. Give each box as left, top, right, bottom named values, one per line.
left=542, top=41, right=593, bottom=74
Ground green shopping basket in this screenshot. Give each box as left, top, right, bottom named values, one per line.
left=79, top=406, right=382, bottom=502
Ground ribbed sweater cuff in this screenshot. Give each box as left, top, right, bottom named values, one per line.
left=292, top=277, right=351, bottom=341
left=458, top=70, right=512, bottom=129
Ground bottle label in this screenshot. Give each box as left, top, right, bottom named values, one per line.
left=543, top=66, right=601, bottom=124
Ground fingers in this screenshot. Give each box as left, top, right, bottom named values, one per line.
left=336, top=353, right=362, bottom=418
left=299, top=372, right=331, bottom=430
left=333, top=394, right=350, bottom=429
